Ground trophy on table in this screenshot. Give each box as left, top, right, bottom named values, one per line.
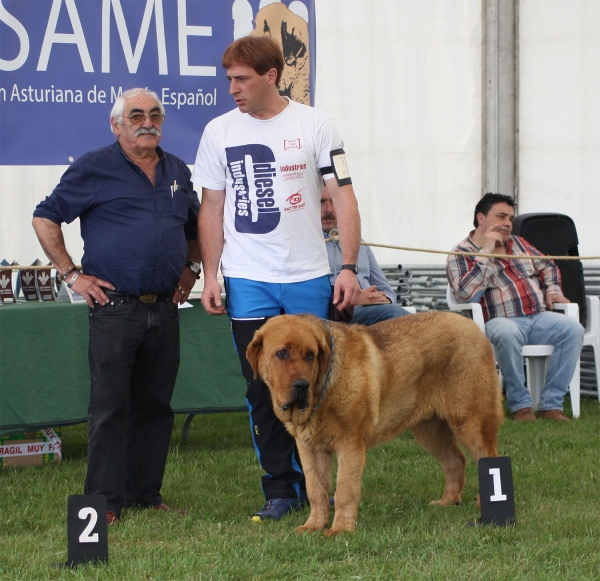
left=0, top=260, right=20, bottom=304
left=19, top=260, right=42, bottom=301
left=34, top=260, right=55, bottom=301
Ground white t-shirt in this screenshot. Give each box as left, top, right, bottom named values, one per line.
left=192, top=99, right=343, bottom=283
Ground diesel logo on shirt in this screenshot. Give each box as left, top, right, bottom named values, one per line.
left=226, top=144, right=281, bottom=235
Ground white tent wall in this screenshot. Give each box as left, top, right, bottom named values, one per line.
left=519, top=0, right=600, bottom=260
left=1, top=164, right=75, bottom=267
left=314, top=0, right=483, bottom=265
left=1, top=0, right=598, bottom=269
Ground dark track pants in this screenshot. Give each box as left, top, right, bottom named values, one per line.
left=226, top=276, right=331, bottom=500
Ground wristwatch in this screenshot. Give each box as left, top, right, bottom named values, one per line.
left=341, top=264, right=359, bottom=274
left=185, top=261, right=202, bottom=279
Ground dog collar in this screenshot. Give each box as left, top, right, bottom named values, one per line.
left=308, top=320, right=335, bottom=419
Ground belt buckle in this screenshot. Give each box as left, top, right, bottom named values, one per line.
left=139, top=294, right=157, bottom=304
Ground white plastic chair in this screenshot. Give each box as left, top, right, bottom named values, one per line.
left=446, top=285, right=581, bottom=418
left=580, top=296, right=600, bottom=402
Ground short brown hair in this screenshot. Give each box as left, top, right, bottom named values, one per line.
left=222, top=36, right=284, bottom=87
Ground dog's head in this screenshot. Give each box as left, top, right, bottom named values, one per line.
left=246, top=314, right=332, bottom=424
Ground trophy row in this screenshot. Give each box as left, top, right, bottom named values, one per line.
left=0, top=259, right=67, bottom=304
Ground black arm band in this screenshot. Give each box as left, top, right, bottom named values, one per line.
left=329, top=148, right=352, bottom=186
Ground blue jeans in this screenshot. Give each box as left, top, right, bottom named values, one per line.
left=84, top=295, right=180, bottom=515
left=352, top=303, right=410, bottom=326
left=485, top=311, right=584, bottom=413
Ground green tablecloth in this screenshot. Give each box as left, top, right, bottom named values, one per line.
left=0, top=299, right=246, bottom=436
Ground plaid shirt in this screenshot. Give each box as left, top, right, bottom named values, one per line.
left=446, top=233, right=564, bottom=322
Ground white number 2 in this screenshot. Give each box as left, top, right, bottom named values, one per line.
left=78, top=507, right=99, bottom=543
left=488, top=468, right=507, bottom=502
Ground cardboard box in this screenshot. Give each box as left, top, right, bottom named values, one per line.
left=0, top=428, right=62, bottom=468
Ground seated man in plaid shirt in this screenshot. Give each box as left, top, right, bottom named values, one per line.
left=447, top=193, right=584, bottom=422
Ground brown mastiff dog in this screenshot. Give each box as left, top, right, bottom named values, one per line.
left=247, top=312, right=504, bottom=536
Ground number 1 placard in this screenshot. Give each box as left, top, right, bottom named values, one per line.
left=478, top=457, right=516, bottom=526
left=67, top=495, right=109, bottom=567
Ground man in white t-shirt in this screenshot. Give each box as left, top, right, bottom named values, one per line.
left=193, top=36, right=361, bottom=522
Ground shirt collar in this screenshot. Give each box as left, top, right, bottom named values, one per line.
left=113, top=141, right=165, bottom=162
left=466, top=230, right=480, bottom=250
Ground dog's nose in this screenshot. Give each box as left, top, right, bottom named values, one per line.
left=292, top=379, right=309, bottom=394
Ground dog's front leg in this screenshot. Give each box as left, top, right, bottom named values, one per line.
left=327, top=443, right=367, bottom=536
left=295, top=442, right=332, bottom=534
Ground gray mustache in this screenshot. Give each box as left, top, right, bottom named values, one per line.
left=136, top=127, right=161, bottom=137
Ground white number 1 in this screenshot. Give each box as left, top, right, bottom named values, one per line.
left=78, top=507, right=99, bottom=543
left=489, top=468, right=507, bottom=502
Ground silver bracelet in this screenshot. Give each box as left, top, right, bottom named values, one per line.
left=66, top=269, right=80, bottom=288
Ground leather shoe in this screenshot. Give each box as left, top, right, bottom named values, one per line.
left=538, top=409, right=570, bottom=422
left=106, top=511, right=120, bottom=525
left=512, top=407, right=536, bottom=421
left=152, top=503, right=188, bottom=516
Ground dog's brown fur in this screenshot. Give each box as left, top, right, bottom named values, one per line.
left=247, top=312, right=504, bottom=536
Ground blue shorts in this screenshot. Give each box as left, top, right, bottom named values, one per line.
left=225, top=276, right=331, bottom=320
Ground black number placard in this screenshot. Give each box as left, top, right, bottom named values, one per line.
left=67, top=495, right=109, bottom=567
left=478, top=457, right=516, bottom=526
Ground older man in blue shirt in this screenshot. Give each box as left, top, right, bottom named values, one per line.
left=321, top=190, right=410, bottom=325
left=33, top=88, right=200, bottom=525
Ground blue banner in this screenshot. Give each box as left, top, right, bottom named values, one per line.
left=0, top=0, right=316, bottom=165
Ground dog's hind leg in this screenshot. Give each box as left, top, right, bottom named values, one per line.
left=447, top=394, right=503, bottom=464
left=447, top=342, right=504, bottom=464
left=411, top=417, right=466, bottom=506
left=450, top=412, right=501, bottom=510
left=296, top=446, right=333, bottom=534
left=453, top=421, right=500, bottom=464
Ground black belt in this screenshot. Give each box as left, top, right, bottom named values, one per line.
left=104, top=290, right=173, bottom=303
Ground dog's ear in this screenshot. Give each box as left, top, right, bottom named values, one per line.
left=317, top=326, right=332, bottom=378
left=246, top=331, right=264, bottom=380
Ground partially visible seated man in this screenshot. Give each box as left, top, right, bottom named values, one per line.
left=321, top=189, right=410, bottom=325
left=446, top=192, right=584, bottom=422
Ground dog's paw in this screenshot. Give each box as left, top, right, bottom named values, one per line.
left=325, top=517, right=356, bottom=536
left=429, top=498, right=462, bottom=506
left=295, top=524, right=324, bottom=535
left=324, top=525, right=355, bottom=537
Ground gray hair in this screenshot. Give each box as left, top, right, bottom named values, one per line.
left=110, top=88, right=165, bottom=135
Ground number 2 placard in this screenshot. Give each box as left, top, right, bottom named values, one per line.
left=478, top=457, right=516, bottom=526
left=67, top=495, right=109, bottom=567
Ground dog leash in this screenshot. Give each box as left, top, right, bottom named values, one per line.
left=328, top=228, right=341, bottom=281
left=308, top=320, right=336, bottom=420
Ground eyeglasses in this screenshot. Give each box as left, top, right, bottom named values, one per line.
left=124, top=112, right=165, bottom=125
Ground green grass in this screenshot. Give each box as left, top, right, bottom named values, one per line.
left=1, top=398, right=600, bottom=580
